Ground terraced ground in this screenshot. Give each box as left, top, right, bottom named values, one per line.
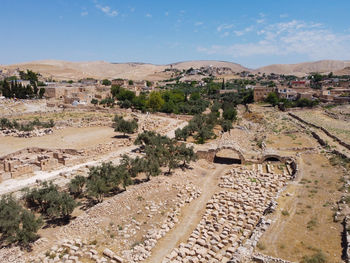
left=294, top=109, right=350, bottom=145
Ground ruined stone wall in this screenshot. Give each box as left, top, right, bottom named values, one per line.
left=343, top=216, right=350, bottom=263
left=289, top=112, right=350, bottom=151
left=195, top=149, right=216, bottom=162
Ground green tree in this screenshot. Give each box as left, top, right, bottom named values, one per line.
left=86, top=176, right=109, bottom=203
left=85, top=162, right=126, bottom=202
left=223, top=108, right=237, bottom=121
left=23, top=182, right=77, bottom=220
left=69, top=175, right=86, bottom=197
left=91, top=98, right=99, bottom=105
left=111, top=85, right=122, bottom=97
left=220, top=119, right=233, bottom=132
left=195, top=126, right=215, bottom=144
left=120, top=154, right=145, bottom=178
left=175, top=127, right=190, bottom=141
left=39, top=87, right=45, bottom=98
left=102, top=79, right=111, bottom=86
left=177, top=144, right=197, bottom=167
left=113, top=115, right=138, bottom=137
left=147, top=91, right=164, bottom=112
left=0, top=195, right=43, bottom=246
left=265, top=92, right=279, bottom=106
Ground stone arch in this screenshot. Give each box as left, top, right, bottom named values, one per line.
left=260, top=154, right=284, bottom=163
left=214, top=146, right=245, bottom=165
left=195, top=146, right=245, bottom=164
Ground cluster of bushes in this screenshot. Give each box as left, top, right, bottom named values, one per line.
left=110, top=85, right=209, bottom=115
left=175, top=109, right=235, bottom=144
left=0, top=118, right=55, bottom=131
left=265, top=92, right=319, bottom=109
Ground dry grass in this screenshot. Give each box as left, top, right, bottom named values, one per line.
left=258, top=153, right=344, bottom=262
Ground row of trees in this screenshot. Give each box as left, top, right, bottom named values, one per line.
left=0, top=181, right=75, bottom=247
left=0, top=80, right=45, bottom=99
left=110, top=85, right=209, bottom=115
left=265, top=92, right=319, bottom=109
left=67, top=131, right=197, bottom=203
left=0, top=128, right=197, bottom=247
left=0, top=70, right=46, bottom=99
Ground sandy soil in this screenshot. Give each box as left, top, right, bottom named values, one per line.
left=257, top=153, right=344, bottom=262
left=0, top=126, right=116, bottom=156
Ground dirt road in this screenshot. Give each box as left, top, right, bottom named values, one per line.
left=144, top=164, right=227, bottom=263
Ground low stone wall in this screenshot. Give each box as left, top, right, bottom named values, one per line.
left=252, top=253, right=296, bottom=263
left=310, top=131, right=327, bottom=146
left=343, top=216, right=350, bottom=263
left=288, top=112, right=350, bottom=151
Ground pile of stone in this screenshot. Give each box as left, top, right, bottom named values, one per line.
left=163, top=167, right=291, bottom=263
left=28, top=238, right=126, bottom=263
left=0, top=128, right=53, bottom=138
left=121, top=185, right=202, bottom=262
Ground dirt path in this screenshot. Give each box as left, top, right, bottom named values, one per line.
left=144, top=164, right=227, bottom=263
left=0, top=126, right=116, bottom=156
left=0, top=118, right=188, bottom=196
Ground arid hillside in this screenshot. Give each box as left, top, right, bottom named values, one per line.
left=1, top=59, right=350, bottom=81
left=255, top=60, right=350, bottom=76
left=0, top=60, right=248, bottom=81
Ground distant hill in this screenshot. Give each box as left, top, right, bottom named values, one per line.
left=169, top=60, right=249, bottom=72
left=255, top=60, right=350, bottom=76
left=1, top=59, right=350, bottom=80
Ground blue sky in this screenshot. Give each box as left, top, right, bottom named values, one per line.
left=1, top=0, right=350, bottom=68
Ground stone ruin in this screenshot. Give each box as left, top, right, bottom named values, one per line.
left=162, top=165, right=292, bottom=263
left=0, top=148, right=83, bottom=182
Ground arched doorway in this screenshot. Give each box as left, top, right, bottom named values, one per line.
left=214, top=149, right=242, bottom=165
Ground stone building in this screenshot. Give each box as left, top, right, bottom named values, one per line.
left=253, top=86, right=276, bottom=102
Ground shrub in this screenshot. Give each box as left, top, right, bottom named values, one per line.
left=301, top=251, right=326, bottom=263
left=0, top=195, right=43, bottom=246
left=281, top=210, right=289, bottom=216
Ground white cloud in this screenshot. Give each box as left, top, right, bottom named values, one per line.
left=195, top=21, right=203, bottom=26
left=198, top=20, right=350, bottom=60
left=96, top=4, right=118, bottom=17
left=280, top=13, right=289, bottom=18
left=165, top=12, right=169, bottom=16
left=81, top=11, right=88, bottom=16
left=146, top=13, right=152, bottom=18
left=234, top=26, right=254, bottom=36
left=217, top=23, right=234, bottom=32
